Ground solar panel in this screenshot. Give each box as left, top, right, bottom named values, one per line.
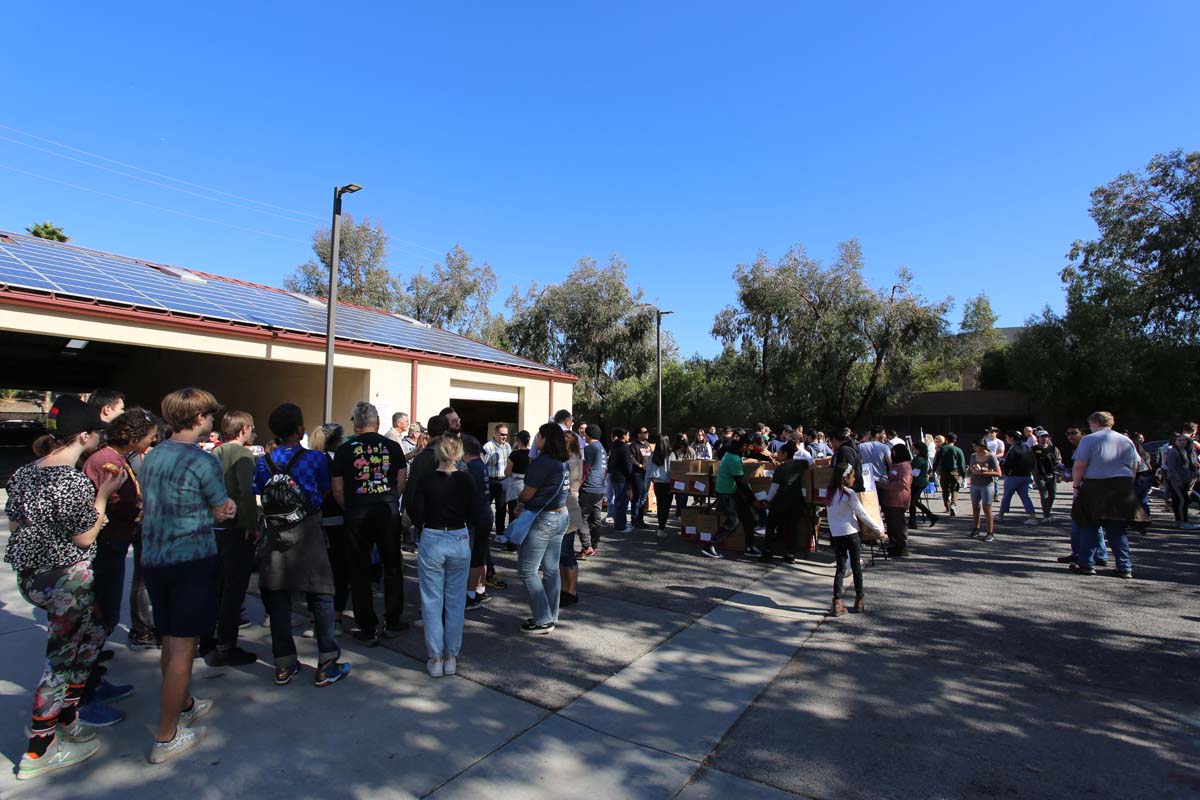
left=0, top=232, right=558, bottom=374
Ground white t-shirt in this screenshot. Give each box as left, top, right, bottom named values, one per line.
left=985, top=438, right=1004, bottom=457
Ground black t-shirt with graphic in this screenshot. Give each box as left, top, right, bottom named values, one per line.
left=332, top=432, right=407, bottom=510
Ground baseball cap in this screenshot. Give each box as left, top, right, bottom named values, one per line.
left=46, top=395, right=109, bottom=438
left=782, top=424, right=794, bottom=432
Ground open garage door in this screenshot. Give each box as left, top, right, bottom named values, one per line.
left=448, top=381, right=520, bottom=442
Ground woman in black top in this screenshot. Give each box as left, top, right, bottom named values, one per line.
left=411, top=435, right=479, bottom=677
left=504, top=431, right=532, bottom=530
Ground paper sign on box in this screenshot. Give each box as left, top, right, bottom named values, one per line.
left=685, top=525, right=697, bottom=535
left=692, top=481, right=707, bottom=492
left=673, top=481, right=687, bottom=491
left=699, top=532, right=712, bottom=542
left=755, top=490, right=769, bottom=501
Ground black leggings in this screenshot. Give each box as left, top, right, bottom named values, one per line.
left=653, top=481, right=674, bottom=529
left=908, top=491, right=936, bottom=525
left=832, top=534, right=863, bottom=599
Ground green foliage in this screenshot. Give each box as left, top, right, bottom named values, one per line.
left=397, top=245, right=498, bottom=339
left=503, top=255, right=659, bottom=416
left=26, top=221, right=68, bottom=242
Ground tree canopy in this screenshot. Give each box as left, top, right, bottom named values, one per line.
left=26, top=221, right=68, bottom=242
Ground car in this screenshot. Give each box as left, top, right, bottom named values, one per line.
left=0, top=419, right=46, bottom=447
left=1142, top=440, right=1168, bottom=471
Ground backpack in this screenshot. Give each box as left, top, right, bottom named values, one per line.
left=260, top=449, right=310, bottom=530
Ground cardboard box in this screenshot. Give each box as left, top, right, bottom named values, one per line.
left=803, top=466, right=838, bottom=505
left=680, top=506, right=703, bottom=539
left=748, top=475, right=773, bottom=502
left=694, top=508, right=720, bottom=542
left=742, top=460, right=769, bottom=479
left=670, top=476, right=690, bottom=493
left=857, top=490, right=884, bottom=533
left=687, top=476, right=711, bottom=496
left=670, top=459, right=695, bottom=478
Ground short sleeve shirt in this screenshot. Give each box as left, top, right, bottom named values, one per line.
left=331, top=432, right=407, bottom=509
left=1074, top=429, right=1138, bottom=480
left=581, top=440, right=607, bottom=493
left=141, top=440, right=229, bottom=567
left=716, top=452, right=744, bottom=494
left=253, top=445, right=332, bottom=511
left=523, top=454, right=569, bottom=511
left=4, top=464, right=99, bottom=574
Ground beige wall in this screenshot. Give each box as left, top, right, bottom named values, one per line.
left=0, top=304, right=572, bottom=432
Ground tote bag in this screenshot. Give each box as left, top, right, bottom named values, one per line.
left=504, top=507, right=543, bottom=546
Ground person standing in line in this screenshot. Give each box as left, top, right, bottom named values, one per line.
left=1163, top=433, right=1199, bottom=529
left=80, top=408, right=155, bottom=723
left=332, top=402, right=409, bottom=645
left=86, top=389, right=125, bottom=425
left=384, top=412, right=410, bottom=446
left=203, top=411, right=259, bottom=667
left=517, top=423, right=572, bottom=634
left=629, top=426, right=653, bottom=529
left=576, top=424, right=607, bottom=558
left=125, top=415, right=166, bottom=652
left=967, top=438, right=1002, bottom=540
left=410, top=435, right=478, bottom=676
left=1071, top=411, right=1141, bottom=578
left=984, top=426, right=1006, bottom=499
left=830, top=429, right=865, bottom=492
left=461, top=436, right=495, bottom=611
left=825, top=464, right=884, bottom=616
left=558, top=433, right=585, bottom=607
left=140, top=388, right=235, bottom=763
left=708, top=432, right=763, bottom=559
left=6, top=396, right=125, bottom=779
left=857, top=426, right=893, bottom=489
left=997, top=430, right=1039, bottom=525
left=253, top=403, right=350, bottom=688
left=878, top=443, right=913, bottom=557
left=399, top=419, right=422, bottom=458
left=648, top=434, right=675, bottom=538
left=310, top=423, right=353, bottom=632
left=760, top=447, right=811, bottom=564
left=671, top=433, right=696, bottom=518
left=483, top=425, right=512, bottom=540
left=607, top=428, right=634, bottom=534
left=1128, top=432, right=1155, bottom=517
left=907, top=442, right=938, bottom=528
left=933, top=433, right=966, bottom=515
left=1032, top=431, right=1063, bottom=525
left=502, top=430, right=531, bottom=543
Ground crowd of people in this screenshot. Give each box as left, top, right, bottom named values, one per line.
left=1, top=387, right=1165, bottom=781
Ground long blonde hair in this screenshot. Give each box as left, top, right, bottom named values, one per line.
left=435, top=435, right=463, bottom=469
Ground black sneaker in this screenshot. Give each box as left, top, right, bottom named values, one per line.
left=238, top=611, right=252, bottom=629
left=485, top=574, right=508, bottom=590
left=1094, top=559, right=1108, bottom=567
left=780, top=554, right=796, bottom=564
left=353, top=627, right=381, bottom=647
left=560, top=591, right=579, bottom=607
left=983, top=533, right=995, bottom=542
left=127, top=633, right=161, bottom=651
left=205, top=647, right=257, bottom=667
left=949, top=508, right=957, bottom=517
left=970, top=528, right=980, bottom=538
left=97, top=649, right=115, bottom=664
left=383, top=621, right=410, bottom=637
left=465, top=596, right=485, bottom=612
left=274, top=663, right=301, bottom=686
left=699, top=544, right=723, bottom=559
left=1069, top=563, right=1096, bottom=575
left=521, top=620, right=555, bottom=635
left=1056, top=554, right=1077, bottom=563
left=758, top=552, right=775, bottom=563
left=927, top=516, right=938, bottom=528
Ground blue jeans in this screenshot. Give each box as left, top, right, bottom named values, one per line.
left=1134, top=474, right=1153, bottom=515
left=1077, top=522, right=1129, bottom=572
left=263, top=589, right=338, bottom=669
left=418, top=527, right=471, bottom=659
left=630, top=473, right=648, bottom=526
left=1070, top=520, right=1109, bottom=564
left=1000, top=476, right=1036, bottom=515
left=518, top=509, right=569, bottom=625
left=610, top=478, right=630, bottom=531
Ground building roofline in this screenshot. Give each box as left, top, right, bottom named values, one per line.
left=0, top=231, right=577, bottom=382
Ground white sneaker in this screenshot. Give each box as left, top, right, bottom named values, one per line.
left=1037, top=517, right=1053, bottom=525
left=56, top=717, right=97, bottom=743
left=149, top=725, right=206, bottom=764
left=656, top=530, right=668, bottom=538
left=1023, top=518, right=1039, bottom=526
left=426, top=658, right=444, bottom=678
left=17, top=737, right=101, bottom=780
left=443, top=657, right=457, bottom=675
left=179, top=697, right=212, bottom=726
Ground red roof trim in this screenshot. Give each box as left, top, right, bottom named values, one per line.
left=0, top=288, right=579, bottom=382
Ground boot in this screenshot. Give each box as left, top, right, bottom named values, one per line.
left=853, top=595, right=865, bottom=613
left=829, top=599, right=847, bottom=616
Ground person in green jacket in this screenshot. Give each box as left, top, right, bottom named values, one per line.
left=908, top=448, right=938, bottom=528
left=932, top=433, right=966, bottom=517
left=206, top=411, right=260, bottom=667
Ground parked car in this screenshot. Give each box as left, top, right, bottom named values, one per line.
left=0, top=419, right=46, bottom=447
left=1142, top=440, right=1168, bottom=472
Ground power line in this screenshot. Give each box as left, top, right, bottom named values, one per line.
left=0, top=122, right=326, bottom=222
left=0, top=163, right=309, bottom=244
left=0, top=134, right=318, bottom=226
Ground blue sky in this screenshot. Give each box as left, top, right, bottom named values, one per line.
left=2, top=2, right=1196, bottom=356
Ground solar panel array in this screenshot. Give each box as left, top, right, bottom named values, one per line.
left=0, top=232, right=558, bottom=374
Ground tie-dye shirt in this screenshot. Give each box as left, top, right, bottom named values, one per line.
left=140, top=440, right=229, bottom=567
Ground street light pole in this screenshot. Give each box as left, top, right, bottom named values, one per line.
left=323, top=183, right=361, bottom=423
left=655, top=308, right=674, bottom=436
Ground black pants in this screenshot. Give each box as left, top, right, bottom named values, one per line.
left=765, top=501, right=801, bottom=555
left=832, top=534, right=863, bottom=599
left=883, top=506, right=908, bottom=554
left=653, top=481, right=673, bottom=529
left=578, top=490, right=605, bottom=550
left=674, top=492, right=687, bottom=517
left=488, top=479, right=508, bottom=536
left=345, top=501, right=405, bottom=631
left=1036, top=477, right=1057, bottom=518
left=213, top=528, right=255, bottom=648
left=908, top=491, right=936, bottom=525
left=326, top=521, right=351, bottom=615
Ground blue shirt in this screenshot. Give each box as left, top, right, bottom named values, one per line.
left=253, top=445, right=332, bottom=511
left=523, top=454, right=569, bottom=511
left=1074, top=429, right=1138, bottom=480
left=141, top=440, right=229, bottom=567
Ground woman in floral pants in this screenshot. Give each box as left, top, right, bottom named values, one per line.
left=4, top=396, right=123, bottom=780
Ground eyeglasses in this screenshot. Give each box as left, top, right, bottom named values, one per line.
left=638, top=430, right=648, bottom=435
left=497, top=433, right=509, bottom=438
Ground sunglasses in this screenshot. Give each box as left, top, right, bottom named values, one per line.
left=497, top=433, right=509, bottom=438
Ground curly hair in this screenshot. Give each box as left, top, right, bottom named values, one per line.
left=107, top=407, right=156, bottom=447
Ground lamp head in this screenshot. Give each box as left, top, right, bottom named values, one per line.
left=338, top=183, right=363, bottom=195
